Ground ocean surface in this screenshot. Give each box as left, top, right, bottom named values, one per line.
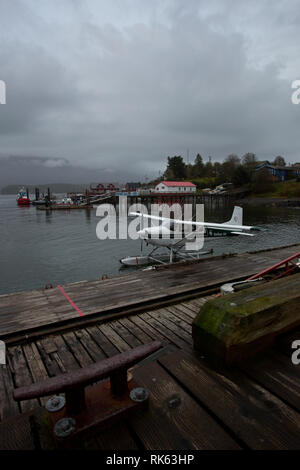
left=0, top=194, right=299, bottom=295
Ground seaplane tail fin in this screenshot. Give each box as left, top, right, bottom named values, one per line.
left=225, top=206, right=243, bottom=226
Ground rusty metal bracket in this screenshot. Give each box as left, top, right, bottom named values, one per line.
left=13, top=341, right=162, bottom=445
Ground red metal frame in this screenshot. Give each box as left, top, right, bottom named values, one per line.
left=247, top=252, right=300, bottom=281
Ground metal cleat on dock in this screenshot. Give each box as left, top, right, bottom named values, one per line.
left=13, top=341, right=162, bottom=447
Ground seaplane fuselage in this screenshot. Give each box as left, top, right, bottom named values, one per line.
left=135, top=206, right=259, bottom=250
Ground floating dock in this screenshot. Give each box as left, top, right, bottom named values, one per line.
left=36, top=204, right=93, bottom=210
left=0, top=243, right=299, bottom=450
left=0, top=243, right=299, bottom=344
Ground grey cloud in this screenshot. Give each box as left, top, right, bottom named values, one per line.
left=0, top=0, right=300, bottom=185
left=0, top=155, right=134, bottom=187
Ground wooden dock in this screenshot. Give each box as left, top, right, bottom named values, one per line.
left=36, top=204, right=93, bottom=210
left=95, top=190, right=250, bottom=208
left=0, top=244, right=299, bottom=450
left=0, top=293, right=299, bottom=450
left=0, top=243, right=299, bottom=344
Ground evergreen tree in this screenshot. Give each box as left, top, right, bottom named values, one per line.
left=164, top=156, right=186, bottom=180
left=193, top=154, right=204, bottom=177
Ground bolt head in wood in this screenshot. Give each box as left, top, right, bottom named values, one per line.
left=45, top=395, right=65, bottom=412
left=130, top=387, right=149, bottom=403
left=54, top=418, right=76, bottom=438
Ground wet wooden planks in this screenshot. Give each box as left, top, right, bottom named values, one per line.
left=158, top=349, right=300, bottom=450
left=0, top=297, right=203, bottom=449
left=1, top=293, right=300, bottom=450
left=239, top=334, right=300, bottom=413
left=1, top=297, right=202, bottom=422
left=0, top=244, right=299, bottom=342
left=128, top=360, right=240, bottom=450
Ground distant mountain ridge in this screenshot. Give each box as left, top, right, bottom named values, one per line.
left=1, top=184, right=89, bottom=195
left=0, top=155, right=141, bottom=191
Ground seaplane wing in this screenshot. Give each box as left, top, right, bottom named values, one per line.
left=129, top=208, right=261, bottom=233
left=230, top=231, right=254, bottom=236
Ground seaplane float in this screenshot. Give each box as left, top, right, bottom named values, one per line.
left=120, top=206, right=264, bottom=267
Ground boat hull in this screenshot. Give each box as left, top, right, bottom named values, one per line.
left=17, top=198, right=31, bottom=206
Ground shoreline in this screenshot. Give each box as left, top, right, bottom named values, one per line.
left=236, top=196, right=300, bottom=207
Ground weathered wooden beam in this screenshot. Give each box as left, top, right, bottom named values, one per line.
left=192, top=273, right=300, bottom=366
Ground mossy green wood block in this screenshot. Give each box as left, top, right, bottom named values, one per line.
left=192, top=272, right=300, bottom=366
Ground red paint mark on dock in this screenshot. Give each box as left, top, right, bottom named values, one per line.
left=57, top=285, right=85, bottom=317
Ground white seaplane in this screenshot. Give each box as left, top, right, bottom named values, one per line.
left=120, top=206, right=264, bottom=267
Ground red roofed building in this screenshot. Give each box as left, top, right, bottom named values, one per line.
left=154, top=181, right=196, bottom=193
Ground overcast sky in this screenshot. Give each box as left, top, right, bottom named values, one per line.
left=1, top=0, right=300, bottom=183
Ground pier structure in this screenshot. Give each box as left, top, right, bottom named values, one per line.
left=32, top=189, right=249, bottom=212
left=93, top=190, right=249, bottom=211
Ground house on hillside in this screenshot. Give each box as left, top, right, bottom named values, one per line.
left=154, top=181, right=196, bottom=193
left=89, top=183, right=120, bottom=194
left=125, top=182, right=140, bottom=192
left=255, top=161, right=300, bottom=181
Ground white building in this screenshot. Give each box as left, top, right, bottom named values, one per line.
left=154, top=181, right=196, bottom=193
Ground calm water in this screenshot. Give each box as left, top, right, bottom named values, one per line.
left=0, top=195, right=299, bottom=295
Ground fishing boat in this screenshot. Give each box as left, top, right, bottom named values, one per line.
left=16, top=188, right=31, bottom=206
left=32, top=199, right=47, bottom=206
